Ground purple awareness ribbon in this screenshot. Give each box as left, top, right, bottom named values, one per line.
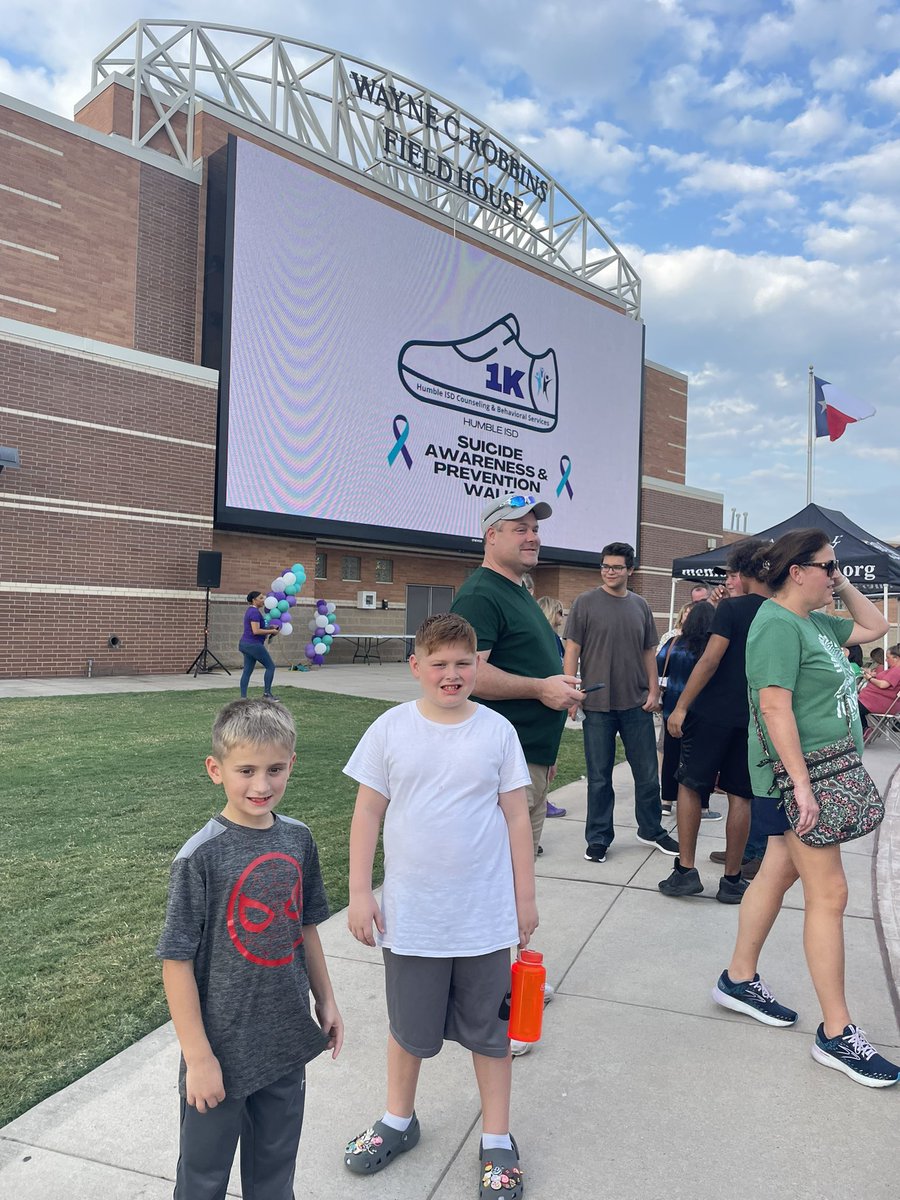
left=556, top=455, right=573, bottom=498
left=388, top=414, right=413, bottom=469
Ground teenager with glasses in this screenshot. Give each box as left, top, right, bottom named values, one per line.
left=563, top=542, right=679, bottom=863
left=711, top=529, right=899, bottom=1087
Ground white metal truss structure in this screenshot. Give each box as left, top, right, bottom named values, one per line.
left=92, top=20, right=641, bottom=316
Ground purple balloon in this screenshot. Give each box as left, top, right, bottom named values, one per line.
left=274, top=591, right=287, bottom=601
left=305, top=643, right=316, bottom=657
left=331, top=623, right=341, bottom=634
left=314, top=653, right=324, bottom=664
left=269, top=618, right=283, bottom=629
left=286, top=595, right=297, bottom=606
left=316, top=600, right=328, bottom=614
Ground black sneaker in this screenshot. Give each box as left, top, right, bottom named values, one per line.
left=716, top=875, right=750, bottom=904
left=811, top=1024, right=900, bottom=1088
left=637, top=831, right=679, bottom=855
left=658, top=862, right=703, bottom=897
left=712, top=971, right=798, bottom=1026
left=584, top=844, right=607, bottom=863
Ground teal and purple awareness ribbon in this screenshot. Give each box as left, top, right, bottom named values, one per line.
left=388, top=414, right=413, bottom=469
left=556, top=454, right=573, bottom=498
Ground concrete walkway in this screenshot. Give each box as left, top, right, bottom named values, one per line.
left=1, top=667, right=899, bottom=1199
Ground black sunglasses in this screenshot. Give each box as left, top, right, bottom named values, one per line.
left=800, top=560, right=839, bottom=576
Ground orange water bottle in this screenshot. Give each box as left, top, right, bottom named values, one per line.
left=508, top=950, right=546, bottom=1043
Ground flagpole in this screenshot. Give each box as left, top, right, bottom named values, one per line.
left=806, top=364, right=815, bottom=505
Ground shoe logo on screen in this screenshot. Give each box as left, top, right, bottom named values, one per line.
left=398, top=315, right=559, bottom=432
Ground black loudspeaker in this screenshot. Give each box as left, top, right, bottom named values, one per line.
left=196, top=550, right=222, bottom=588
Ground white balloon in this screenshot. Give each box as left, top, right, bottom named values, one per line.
left=326, top=602, right=336, bottom=614
left=264, top=596, right=278, bottom=609
left=272, top=577, right=285, bottom=591
left=281, top=623, right=293, bottom=636
left=283, top=572, right=296, bottom=585
left=324, top=623, right=335, bottom=635
left=308, top=619, right=318, bottom=632
left=314, top=642, right=326, bottom=655
left=315, top=614, right=328, bottom=627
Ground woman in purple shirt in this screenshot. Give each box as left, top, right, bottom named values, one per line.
left=239, top=590, right=279, bottom=698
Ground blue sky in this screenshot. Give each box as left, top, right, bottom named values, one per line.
left=2, top=2, right=898, bottom=540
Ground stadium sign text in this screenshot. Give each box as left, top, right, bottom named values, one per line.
left=351, top=73, right=549, bottom=224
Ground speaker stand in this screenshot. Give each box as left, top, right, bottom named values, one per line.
left=186, top=586, right=231, bottom=677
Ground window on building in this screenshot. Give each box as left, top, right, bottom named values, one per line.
left=342, top=555, right=361, bottom=581
left=315, top=552, right=327, bottom=579
left=375, top=558, right=393, bottom=584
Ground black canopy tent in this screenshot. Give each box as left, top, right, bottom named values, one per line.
left=668, top=503, right=900, bottom=642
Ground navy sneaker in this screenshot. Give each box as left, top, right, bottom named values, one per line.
left=811, top=1024, right=900, bottom=1088
left=584, top=844, right=607, bottom=863
left=658, top=863, right=703, bottom=897
left=712, top=971, right=798, bottom=1027
left=637, top=831, right=679, bottom=855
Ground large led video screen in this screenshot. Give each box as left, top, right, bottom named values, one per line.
left=215, top=137, right=644, bottom=563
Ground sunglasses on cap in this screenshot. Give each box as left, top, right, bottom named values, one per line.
left=484, top=494, right=538, bottom=518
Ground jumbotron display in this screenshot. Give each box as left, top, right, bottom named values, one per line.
left=215, top=137, right=643, bottom=563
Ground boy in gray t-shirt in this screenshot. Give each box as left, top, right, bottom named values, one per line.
left=157, top=699, right=343, bottom=1200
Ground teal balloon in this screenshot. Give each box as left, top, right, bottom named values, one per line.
left=322, top=635, right=333, bottom=645
left=284, top=584, right=297, bottom=595
left=277, top=599, right=290, bottom=612
left=292, top=563, right=306, bottom=578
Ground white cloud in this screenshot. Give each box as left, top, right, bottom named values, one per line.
left=868, top=66, right=900, bottom=104
left=810, top=53, right=873, bottom=92
left=814, top=139, right=900, bottom=192
left=771, top=99, right=853, bottom=158
left=520, top=123, right=641, bottom=193
left=710, top=68, right=801, bottom=111
left=482, top=96, right=546, bottom=136
left=708, top=113, right=783, bottom=150
left=803, top=192, right=900, bottom=260
left=648, top=145, right=791, bottom=197
left=0, top=57, right=90, bottom=118
left=849, top=446, right=900, bottom=462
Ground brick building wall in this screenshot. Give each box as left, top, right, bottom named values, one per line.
left=0, top=85, right=726, bottom=678
left=134, top=163, right=199, bottom=359
left=0, top=97, right=196, bottom=348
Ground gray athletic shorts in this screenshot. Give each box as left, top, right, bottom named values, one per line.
left=383, top=947, right=511, bottom=1059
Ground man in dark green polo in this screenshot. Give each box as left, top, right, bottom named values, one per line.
left=451, top=494, right=582, bottom=855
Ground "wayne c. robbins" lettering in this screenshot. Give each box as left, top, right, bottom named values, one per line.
left=351, top=72, right=549, bottom=218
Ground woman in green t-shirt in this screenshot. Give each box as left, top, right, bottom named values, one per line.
left=711, top=529, right=899, bottom=1088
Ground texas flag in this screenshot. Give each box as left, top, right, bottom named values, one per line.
left=814, top=376, right=876, bottom=441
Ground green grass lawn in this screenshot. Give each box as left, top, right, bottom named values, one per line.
left=0, top=689, right=594, bottom=1125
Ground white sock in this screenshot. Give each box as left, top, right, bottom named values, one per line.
left=481, top=1133, right=513, bottom=1151
left=380, top=1110, right=412, bottom=1132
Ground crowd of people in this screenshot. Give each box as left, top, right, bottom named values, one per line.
left=157, top=497, right=898, bottom=1200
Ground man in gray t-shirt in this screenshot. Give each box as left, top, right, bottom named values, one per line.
left=564, top=541, right=678, bottom=863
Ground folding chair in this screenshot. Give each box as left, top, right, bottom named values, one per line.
left=864, top=693, right=900, bottom=750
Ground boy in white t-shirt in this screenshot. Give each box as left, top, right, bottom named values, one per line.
left=342, top=612, right=536, bottom=1199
